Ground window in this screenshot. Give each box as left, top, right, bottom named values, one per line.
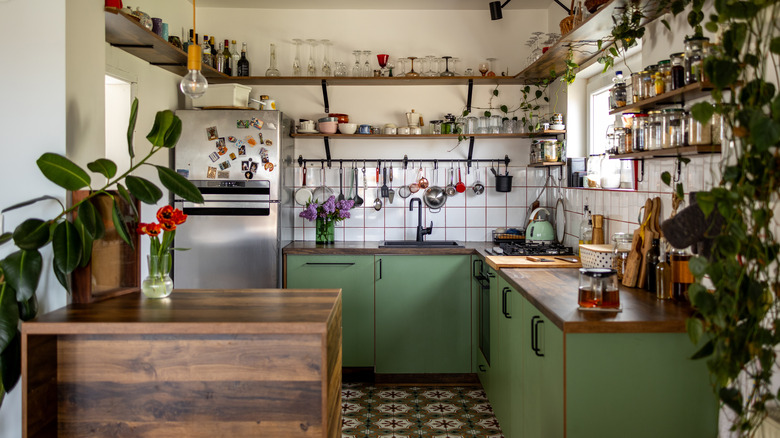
left=588, top=85, right=613, bottom=156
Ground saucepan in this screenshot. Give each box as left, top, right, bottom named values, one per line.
left=423, top=167, right=446, bottom=213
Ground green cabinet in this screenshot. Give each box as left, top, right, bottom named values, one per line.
left=285, top=255, right=375, bottom=367
left=474, top=258, right=499, bottom=395
left=375, top=255, right=471, bottom=374
left=494, top=279, right=526, bottom=438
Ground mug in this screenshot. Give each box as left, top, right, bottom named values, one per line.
left=358, top=124, right=372, bottom=134
left=410, top=126, right=422, bottom=135
left=300, top=120, right=315, bottom=132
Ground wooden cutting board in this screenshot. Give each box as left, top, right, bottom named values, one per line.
left=623, top=198, right=653, bottom=287
left=485, top=255, right=582, bottom=270
left=637, top=197, right=658, bottom=289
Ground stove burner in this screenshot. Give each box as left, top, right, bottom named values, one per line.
left=497, top=241, right=574, bottom=256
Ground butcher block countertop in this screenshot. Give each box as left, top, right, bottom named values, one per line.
left=499, top=268, right=694, bottom=334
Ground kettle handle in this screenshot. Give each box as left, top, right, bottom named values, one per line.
left=529, top=207, right=550, bottom=222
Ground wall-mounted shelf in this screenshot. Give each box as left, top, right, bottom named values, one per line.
left=291, top=131, right=565, bottom=139
left=528, top=162, right=565, bottom=168
left=210, top=75, right=525, bottom=86
left=608, top=82, right=716, bottom=115
left=614, top=144, right=721, bottom=159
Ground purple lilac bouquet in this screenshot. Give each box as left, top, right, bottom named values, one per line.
left=299, top=195, right=354, bottom=224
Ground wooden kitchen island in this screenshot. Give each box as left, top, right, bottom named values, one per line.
left=21, top=289, right=342, bottom=438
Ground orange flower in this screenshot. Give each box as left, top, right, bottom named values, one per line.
left=156, top=205, right=174, bottom=223
left=171, top=208, right=188, bottom=225
left=160, top=221, right=177, bottom=232
left=145, top=222, right=162, bottom=237
left=136, top=222, right=149, bottom=235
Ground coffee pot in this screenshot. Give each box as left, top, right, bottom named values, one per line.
left=405, top=109, right=422, bottom=127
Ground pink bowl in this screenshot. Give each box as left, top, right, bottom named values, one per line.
left=318, top=121, right=338, bottom=134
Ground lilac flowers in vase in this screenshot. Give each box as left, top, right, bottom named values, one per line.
left=299, top=195, right=355, bottom=244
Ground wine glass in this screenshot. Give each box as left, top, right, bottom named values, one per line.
left=423, top=55, right=438, bottom=76
left=406, top=57, right=420, bottom=77
left=440, top=56, right=455, bottom=77
left=292, top=39, right=303, bottom=76
left=334, top=61, right=347, bottom=77
left=352, top=50, right=362, bottom=77
left=394, top=57, right=407, bottom=77
left=478, top=61, right=489, bottom=76
left=451, top=57, right=461, bottom=76
left=265, top=43, right=280, bottom=77
left=362, top=50, right=372, bottom=77
left=306, top=39, right=318, bottom=76
left=320, top=39, right=332, bottom=76
left=377, top=54, right=389, bottom=76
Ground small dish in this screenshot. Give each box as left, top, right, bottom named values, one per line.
left=549, top=124, right=565, bottom=130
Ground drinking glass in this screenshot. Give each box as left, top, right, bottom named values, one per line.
left=320, top=39, right=332, bottom=76
left=452, top=57, right=461, bottom=76
left=334, top=61, right=347, bottom=77
left=476, top=116, right=489, bottom=134
left=440, top=56, right=454, bottom=77
left=406, top=56, right=420, bottom=77
left=478, top=62, right=489, bottom=76
left=362, top=50, right=372, bottom=77
left=394, top=57, right=407, bottom=77
left=352, top=50, right=362, bottom=77
left=306, top=39, right=318, bottom=76
left=265, top=43, right=280, bottom=77
left=486, top=57, right=497, bottom=76
left=292, top=39, right=303, bottom=76
left=423, top=55, right=437, bottom=76
left=377, top=53, right=389, bottom=76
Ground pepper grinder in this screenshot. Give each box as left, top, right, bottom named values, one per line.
left=592, top=214, right=605, bottom=244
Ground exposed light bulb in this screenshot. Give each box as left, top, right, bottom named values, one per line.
left=180, top=44, right=208, bottom=99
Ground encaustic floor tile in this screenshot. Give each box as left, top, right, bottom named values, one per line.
left=341, top=382, right=505, bottom=438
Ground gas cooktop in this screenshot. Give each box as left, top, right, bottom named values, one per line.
left=490, top=241, right=575, bottom=257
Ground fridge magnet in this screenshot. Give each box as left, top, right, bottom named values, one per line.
left=263, top=162, right=275, bottom=172
left=238, top=145, right=246, bottom=156
left=217, top=144, right=228, bottom=155
left=250, top=161, right=258, bottom=173
left=266, top=122, right=277, bottom=130
left=229, top=152, right=237, bottom=160
left=216, top=137, right=226, bottom=148
left=207, top=166, right=217, bottom=179
left=206, top=126, right=219, bottom=140
left=227, top=136, right=237, bottom=143
left=176, top=169, right=190, bottom=178
left=217, top=170, right=230, bottom=179
left=250, top=118, right=264, bottom=130
left=244, top=171, right=254, bottom=179
left=245, top=135, right=257, bottom=146
left=265, top=139, right=273, bottom=146
left=257, top=133, right=264, bottom=144
left=237, top=120, right=250, bottom=129
left=208, top=151, right=220, bottom=162
left=218, top=160, right=231, bottom=170
left=241, top=161, right=250, bottom=171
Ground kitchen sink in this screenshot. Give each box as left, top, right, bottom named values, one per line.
left=379, top=240, right=465, bottom=248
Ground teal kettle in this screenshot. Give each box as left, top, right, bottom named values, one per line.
left=526, top=208, right=555, bottom=243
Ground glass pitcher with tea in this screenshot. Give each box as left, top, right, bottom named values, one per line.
left=578, top=268, right=619, bottom=308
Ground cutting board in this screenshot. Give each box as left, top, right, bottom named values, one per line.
left=485, top=255, right=582, bottom=270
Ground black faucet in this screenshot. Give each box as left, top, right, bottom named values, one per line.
left=409, top=198, right=432, bottom=242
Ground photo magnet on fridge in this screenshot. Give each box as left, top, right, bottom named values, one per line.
left=244, top=171, right=254, bottom=179
left=176, top=169, right=190, bottom=178
left=245, top=135, right=257, bottom=146
left=250, top=162, right=258, bottom=173
left=208, top=152, right=220, bottom=162
left=207, top=166, right=217, bottom=179
left=219, top=160, right=231, bottom=170
left=216, top=137, right=226, bottom=148
left=206, top=126, right=219, bottom=140
left=238, top=145, right=246, bottom=156
left=229, top=152, right=237, bottom=160
left=241, top=161, right=249, bottom=171
left=250, top=118, right=264, bottom=130
left=217, top=170, right=230, bottom=179
left=237, top=120, right=250, bottom=129
left=227, top=136, right=237, bottom=143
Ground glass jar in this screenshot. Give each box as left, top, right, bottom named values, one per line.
left=639, top=70, right=652, bottom=100
left=687, top=111, right=712, bottom=145
left=578, top=268, right=619, bottom=309
left=610, top=83, right=628, bottom=109
left=711, top=111, right=723, bottom=145
left=671, top=247, right=694, bottom=302
left=684, top=36, right=710, bottom=85
left=489, top=115, right=503, bottom=134
left=670, top=52, right=685, bottom=89
left=647, top=110, right=663, bottom=150
left=645, top=64, right=660, bottom=97
left=657, top=59, right=671, bottom=94
left=539, top=139, right=559, bottom=161
left=430, top=120, right=442, bottom=135
left=612, top=232, right=633, bottom=280
left=662, top=108, right=685, bottom=148
left=631, top=72, right=642, bottom=102
left=632, top=113, right=648, bottom=151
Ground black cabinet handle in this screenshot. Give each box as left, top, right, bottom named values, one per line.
left=531, top=316, right=545, bottom=357
left=479, top=365, right=486, bottom=372
left=472, top=258, right=483, bottom=278
left=502, top=287, right=511, bottom=319
left=378, top=258, right=382, bottom=280
left=304, top=262, right=355, bottom=266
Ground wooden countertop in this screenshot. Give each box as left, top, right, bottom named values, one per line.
left=484, top=255, right=581, bottom=269
left=22, top=289, right=341, bottom=335
left=499, top=268, right=693, bottom=334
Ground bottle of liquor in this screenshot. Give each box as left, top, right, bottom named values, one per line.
left=237, top=42, right=250, bottom=76
left=231, top=40, right=241, bottom=76
left=209, top=36, right=217, bottom=68
left=655, top=239, right=673, bottom=299
left=201, top=35, right=212, bottom=68
left=645, top=238, right=660, bottom=292
left=223, top=39, right=232, bottom=76
left=215, top=41, right=227, bottom=74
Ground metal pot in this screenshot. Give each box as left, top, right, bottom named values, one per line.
left=526, top=207, right=555, bottom=243
left=423, top=186, right=447, bottom=212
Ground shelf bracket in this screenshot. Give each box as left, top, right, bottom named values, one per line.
left=467, top=136, right=476, bottom=167
left=321, top=80, right=329, bottom=113
left=323, top=137, right=332, bottom=168
left=297, top=155, right=304, bottom=167
left=674, top=156, right=683, bottom=182
left=636, top=158, right=645, bottom=183
left=466, top=79, right=474, bottom=113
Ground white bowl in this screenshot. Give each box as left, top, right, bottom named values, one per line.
left=339, top=123, right=358, bottom=134
left=550, top=124, right=565, bottom=130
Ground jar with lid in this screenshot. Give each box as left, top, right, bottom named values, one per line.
left=639, top=70, right=652, bottom=100
left=612, top=232, right=633, bottom=280
left=610, top=83, right=627, bottom=109
left=671, top=247, right=694, bottom=302
left=657, top=59, right=671, bottom=94
left=430, top=120, right=443, bottom=135
left=661, top=108, right=685, bottom=148
left=684, top=36, right=710, bottom=84
left=645, top=65, right=660, bottom=97
left=646, top=110, right=663, bottom=150
left=578, top=268, right=619, bottom=309
left=670, top=52, right=685, bottom=89
left=687, top=110, right=712, bottom=145
left=542, top=139, right=559, bottom=162
left=631, top=113, right=648, bottom=151
left=631, top=72, right=642, bottom=102
left=613, top=127, right=625, bottom=154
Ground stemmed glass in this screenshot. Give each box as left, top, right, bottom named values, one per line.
left=423, top=55, right=438, bottom=76
left=440, top=56, right=455, bottom=77
left=452, top=57, right=461, bottom=76
left=320, top=39, right=332, bottom=76
left=394, top=58, right=407, bottom=77
left=406, top=57, right=420, bottom=77
left=377, top=54, right=389, bottom=76
left=352, top=50, right=362, bottom=77
left=265, top=43, right=280, bottom=77
left=478, top=61, right=489, bottom=76
left=306, top=39, right=318, bottom=76
left=292, top=39, right=303, bottom=76
left=362, top=50, right=372, bottom=77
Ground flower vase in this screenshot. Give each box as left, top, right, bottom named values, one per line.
left=315, top=218, right=335, bottom=244
left=142, top=253, right=173, bottom=298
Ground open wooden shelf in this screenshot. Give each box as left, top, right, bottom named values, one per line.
left=528, top=161, right=565, bottom=167
left=614, top=144, right=721, bottom=159
left=291, top=131, right=565, bottom=139
left=210, top=75, right=526, bottom=86
left=609, top=82, right=715, bottom=114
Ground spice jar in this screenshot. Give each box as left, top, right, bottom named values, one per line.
left=711, top=111, right=723, bottom=145
left=687, top=110, right=712, bottom=145
left=657, top=59, right=671, bottom=94
left=645, top=64, right=660, bottom=97
left=632, top=113, right=648, bottom=151
left=684, top=36, right=710, bottom=85
left=639, top=70, right=652, bottom=100
left=647, top=110, right=663, bottom=150
left=612, top=232, right=633, bottom=280
left=613, top=127, right=626, bottom=154
left=670, top=52, right=685, bottom=90
left=661, top=108, right=685, bottom=148
left=610, top=83, right=628, bottom=109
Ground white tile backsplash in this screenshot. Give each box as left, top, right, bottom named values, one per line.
left=467, top=227, right=488, bottom=242
left=486, top=208, right=507, bottom=227
left=445, top=207, right=466, bottom=227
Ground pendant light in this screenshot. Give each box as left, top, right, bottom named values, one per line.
left=179, top=0, right=208, bottom=98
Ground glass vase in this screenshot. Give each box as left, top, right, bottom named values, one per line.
left=315, top=218, right=335, bottom=244
left=142, top=253, right=173, bottom=298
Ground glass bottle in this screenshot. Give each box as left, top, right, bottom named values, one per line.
left=237, top=42, right=250, bottom=76
left=671, top=247, right=694, bottom=302
left=656, top=245, right=673, bottom=300
left=209, top=36, right=217, bottom=68
left=223, top=40, right=232, bottom=76
left=670, top=52, right=685, bottom=89
left=230, top=40, right=240, bottom=77
left=201, top=35, right=212, bottom=69
left=265, top=43, right=280, bottom=77
left=579, top=209, right=593, bottom=251
left=215, top=41, right=227, bottom=74
left=632, top=113, right=648, bottom=151
left=645, top=238, right=660, bottom=292
left=609, top=71, right=627, bottom=109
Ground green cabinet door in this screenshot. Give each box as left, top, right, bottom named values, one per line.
left=285, top=255, right=375, bottom=367
left=374, top=255, right=471, bottom=374
left=479, top=264, right=500, bottom=399
left=496, top=278, right=526, bottom=438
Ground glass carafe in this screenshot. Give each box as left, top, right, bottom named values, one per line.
left=265, top=43, right=280, bottom=77
left=578, top=268, right=619, bottom=308
left=612, top=232, right=633, bottom=280
left=292, top=39, right=303, bottom=76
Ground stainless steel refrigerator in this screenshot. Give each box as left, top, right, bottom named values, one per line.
left=172, top=110, right=295, bottom=289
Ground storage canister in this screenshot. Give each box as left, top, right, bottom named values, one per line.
left=646, top=110, right=663, bottom=150
left=631, top=72, right=642, bottom=103
left=631, top=113, right=648, bottom=151
left=662, top=108, right=685, bottom=148
left=639, top=70, right=652, bottom=101
left=657, top=59, right=672, bottom=94
left=670, top=52, right=685, bottom=89
left=684, top=36, right=709, bottom=85
left=610, top=83, right=627, bottom=109
left=613, top=127, right=626, bottom=154
left=645, top=64, right=660, bottom=98
left=687, top=110, right=712, bottom=145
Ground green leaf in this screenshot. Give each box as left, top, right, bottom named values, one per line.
left=771, top=37, right=780, bottom=55
left=492, top=89, right=499, bottom=97
left=597, top=39, right=603, bottom=50
left=691, top=102, right=715, bottom=125
left=127, top=97, right=138, bottom=159
left=112, top=199, right=134, bottom=250
left=0, top=330, right=21, bottom=393
left=691, top=339, right=714, bottom=359
left=87, top=158, right=118, bottom=179
left=12, top=219, right=50, bottom=251
left=720, top=387, right=743, bottom=415
left=704, top=21, right=718, bottom=33
left=1, top=195, right=60, bottom=214
left=0, top=233, right=11, bottom=247
left=741, top=79, right=776, bottom=107
left=36, top=153, right=91, bottom=191
left=484, top=111, right=491, bottom=117
left=692, top=284, right=715, bottom=314
left=146, top=110, right=182, bottom=148
left=0, top=250, right=42, bottom=302
left=76, top=199, right=99, bottom=238
left=749, top=113, right=780, bottom=152
left=462, top=110, right=470, bottom=117
left=689, top=256, right=708, bottom=277
left=676, top=183, right=685, bottom=201
left=117, top=183, right=139, bottom=220
left=696, top=192, right=715, bottom=217
left=0, top=282, right=19, bottom=351
left=499, top=105, right=508, bottom=114
left=661, top=172, right=672, bottom=186
left=52, top=260, right=70, bottom=291
left=73, top=217, right=93, bottom=269
left=17, top=294, right=37, bottom=322
left=52, top=221, right=82, bottom=274
left=155, top=166, right=204, bottom=203
left=686, top=318, right=704, bottom=344
left=535, top=90, right=543, bottom=99
left=125, top=176, right=163, bottom=204
left=705, top=59, right=739, bottom=90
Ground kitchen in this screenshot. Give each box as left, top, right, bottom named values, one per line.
left=1, top=0, right=778, bottom=437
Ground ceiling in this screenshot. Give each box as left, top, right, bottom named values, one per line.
left=194, top=0, right=556, bottom=10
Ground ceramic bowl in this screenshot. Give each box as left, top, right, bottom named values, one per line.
left=318, top=116, right=338, bottom=123
left=397, top=127, right=410, bottom=135
left=329, top=113, right=349, bottom=124
left=318, top=121, right=338, bottom=134
left=339, top=123, right=358, bottom=134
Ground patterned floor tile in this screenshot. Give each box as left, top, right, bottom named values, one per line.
left=341, top=382, right=505, bottom=438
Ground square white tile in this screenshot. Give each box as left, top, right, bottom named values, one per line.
left=467, top=227, right=488, bottom=242
left=486, top=190, right=507, bottom=207
left=445, top=207, right=466, bottom=227
left=466, top=208, right=487, bottom=227
left=365, top=228, right=384, bottom=241
left=486, top=208, right=507, bottom=227
left=446, top=227, right=466, bottom=241
left=384, top=207, right=405, bottom=227
left=343, top=227, right=364, bottom=241
left=384, top=227, right=405, bottom=240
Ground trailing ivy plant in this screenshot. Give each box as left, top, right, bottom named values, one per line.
left=0, top=98, right=204, bottom=406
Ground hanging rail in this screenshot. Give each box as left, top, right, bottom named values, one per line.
left=297, top=154, right=510, bottom=169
